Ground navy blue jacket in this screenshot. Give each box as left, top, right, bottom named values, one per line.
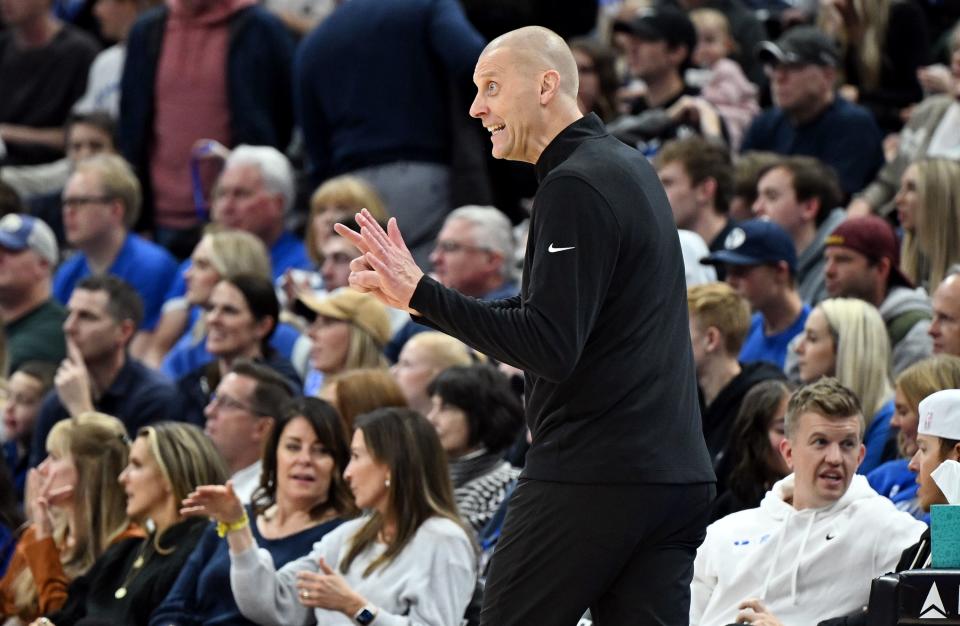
left=30, top=357, right=180, bottom=466
left=295, top=0, right=485, bottom=185
left=119, top=5, right=294, bottom=231
left=740, top=97, right=884, bottom=196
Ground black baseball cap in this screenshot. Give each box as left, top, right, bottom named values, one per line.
left=613, top=7, right=697, bottom=54
left=701, top=219, right=797, bottom=274
left=756, top=26, right=840, bottom=67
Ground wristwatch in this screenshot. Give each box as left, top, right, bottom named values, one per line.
left=354, top=605, right=378, bottom=624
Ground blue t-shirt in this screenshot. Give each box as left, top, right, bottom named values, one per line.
left=163, top=230, right=313, bottom=302
left=860, top=400, right=895, bottom=475
left=739, top=306, right=810, bottom=370
left=53, top=233, right=179, bottom=330
left=149, top=509, right=343, bottom=626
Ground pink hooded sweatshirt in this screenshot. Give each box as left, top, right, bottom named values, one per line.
left=150, top=0, right=256, bottom=230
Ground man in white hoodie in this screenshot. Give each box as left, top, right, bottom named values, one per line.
left=691, top=377, right=926, bottom=626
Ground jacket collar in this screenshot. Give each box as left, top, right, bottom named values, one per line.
left=534, top=113, right=607, bottom=183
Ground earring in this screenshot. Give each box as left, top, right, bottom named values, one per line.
left=385, top=477, right=391, bottom=488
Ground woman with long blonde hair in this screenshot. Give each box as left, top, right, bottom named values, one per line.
left=795, top=297, right=895, bottom=473
left=40, top=422, right=228, bottom=625
left=0, top=412, right=136, bottom=623
left=818, top=0, right=928, bottom=133
left=896, top=158, right=960, bottom=291
left=867, top=354, right=960, bottom=520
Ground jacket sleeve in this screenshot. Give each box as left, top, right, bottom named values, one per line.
left=409, top=175, right=619, bottom=382
left=428, top=0, right=485, bottom=77
left=872, top=508, right=927, bottom=574
left=230, top=545, right=318, bottom=626
left=689, top=526, right=718, bottom=625
left=294, top=38, right=333, bottom=186
left=855, top=96, right=946, bottom=212
left=22, top=531, right=69, bottom=616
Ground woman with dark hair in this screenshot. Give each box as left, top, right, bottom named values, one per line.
left=222, top=407, right=477, bottom=626
left=568, top=37, right=621, bottom=122
left=153, top=398, right=356, bottom=625
left=39, top=422, right=229, bottom=626
left=711, top=380, right=792, bottom=521
left=176, top=274, right=301, bottom=425
left=426, top=364, right=524, bottom=532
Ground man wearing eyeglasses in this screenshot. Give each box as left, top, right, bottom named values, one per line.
left=54, top=153, right=179, bottom=358
left=384, top=205, right=518, bottom=361
left=203, top=360, right=294, bottom=503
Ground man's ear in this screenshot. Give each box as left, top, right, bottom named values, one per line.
left=875, top=256, right=892, bottom=284
left=111, top=198, right=127, bottom=226
left=118, top=318, right=137, bottom=347
left=540, top=70, right=562, bottom=104
left=704, top=325, right=723, bottom=354
left=799, top=197, right=821, bottom=224
left=780, top=437, right=795, bottom=471
left=255, top=416, right=275, bottom=441
left=667, top=43, right=690, bottom=69
left=694, top=177, right=718, bottom=206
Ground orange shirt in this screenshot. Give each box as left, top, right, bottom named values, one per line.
left=0, top=523, right=144, bottom=621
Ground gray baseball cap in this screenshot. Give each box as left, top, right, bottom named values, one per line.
left=0, top=214, right=58, bottom=265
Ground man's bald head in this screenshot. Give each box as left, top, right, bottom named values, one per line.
left=483, top=26, right=579, bottom=100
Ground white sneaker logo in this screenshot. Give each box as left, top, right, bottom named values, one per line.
left=548, top=243, right=575, bottom=253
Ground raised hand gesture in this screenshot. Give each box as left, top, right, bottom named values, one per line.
left=334, top=210, right=424, bottom=313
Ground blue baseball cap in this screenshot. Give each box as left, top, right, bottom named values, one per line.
left=0, top=214, right=58, bottom=265
left=700, top=219, right=797, bottom=274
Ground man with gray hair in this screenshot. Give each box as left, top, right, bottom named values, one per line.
left=430, top=205, right=518, bottom=299
left=150, top=145, right=312, bottom=370
left=54, top=153, right=179, bottom=356
left=189, top=144, right=310, bottom=285
left=385, top=204, right=519, bottom=361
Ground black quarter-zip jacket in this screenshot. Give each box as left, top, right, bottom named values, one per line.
left=411, top=113, right=715, bottom=485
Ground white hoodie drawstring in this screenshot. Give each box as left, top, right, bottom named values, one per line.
left=760, top=508, right=790, bottom=600
left=790, top=511, right=817, bottom=605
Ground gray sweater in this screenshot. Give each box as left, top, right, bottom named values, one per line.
left=230, top=516, right=477, bottom=626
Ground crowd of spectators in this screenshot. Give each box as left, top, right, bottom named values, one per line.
left=1, top=0, right=960, bottom=624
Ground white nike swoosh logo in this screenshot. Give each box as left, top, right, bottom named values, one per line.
left=548, top=243, right=575, bottom=253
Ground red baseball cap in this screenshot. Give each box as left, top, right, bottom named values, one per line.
left=824, top=216, right=913, bottom=288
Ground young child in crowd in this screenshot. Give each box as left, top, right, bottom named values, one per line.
left=2, top=362, right=56, bottom=505
left=688, top=8, right=760, bottom=151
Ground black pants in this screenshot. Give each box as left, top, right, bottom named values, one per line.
left=480, top=479, right=715, bottom=626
